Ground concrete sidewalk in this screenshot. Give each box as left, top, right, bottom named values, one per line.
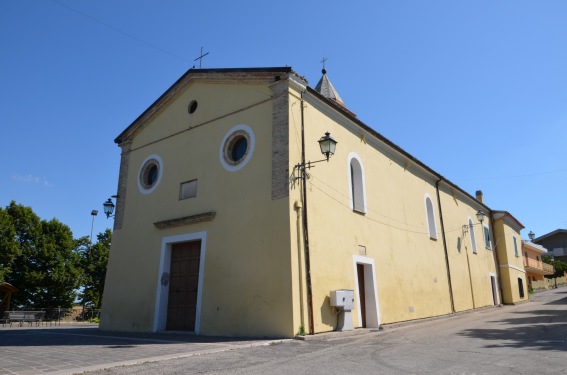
left=0, top=325, right=283, bottom=375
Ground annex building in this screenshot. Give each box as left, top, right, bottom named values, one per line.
left=100, top=67, right=528, bottom=337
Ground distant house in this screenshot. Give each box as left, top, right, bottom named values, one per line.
left=101, top=67, right=527, bottom=337
left=522, top=241, right=554, bottom=290
left=533, top=229, right=567, bottom=263
left=491, top=210, right=528, bottom=303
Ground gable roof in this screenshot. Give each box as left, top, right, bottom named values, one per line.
left=534, top=229, right=567, bottom=243
left=115, top=67, right=295, bottom=144
left=115, top=65, right=492, bottom=214
left=492, top=210, right=525, bottom=233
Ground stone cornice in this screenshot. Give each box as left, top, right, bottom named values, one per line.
left=154, top=211, right=216, bottom=230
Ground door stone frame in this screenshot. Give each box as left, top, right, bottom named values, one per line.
left=153, top=231, right=207, bottom=333
left=352, top=255, right=381, bottom=328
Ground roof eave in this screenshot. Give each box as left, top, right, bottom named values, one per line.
left=115, top=67, right=294, bottom=145
left=305, top=86, right=492, bottom=213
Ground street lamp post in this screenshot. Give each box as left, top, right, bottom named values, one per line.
left=103, top=198, right=115, bottom=219
left=551, top=256, right=557, bottom=289
left=90, top=210, right=98, bottom=244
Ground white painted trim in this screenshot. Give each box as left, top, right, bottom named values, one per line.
left=424, top=193, right=437, bottom=240
left=499, top=264, right=526, bottom=274
left=352, top=255, right=380, bottom=328
left=138, top=154, right=163, bottom=195
left=153, top=231, right=207, bottom=333
left=347, top=152, right=367, bottom=214
left=489, top=272, right=499, bottom=305
left=219, top=124, right=255, bottom=172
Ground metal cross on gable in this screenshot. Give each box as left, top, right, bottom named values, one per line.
left=320, top=56, right=328, bottom=70
left=194, top=47, right=209, bottom=69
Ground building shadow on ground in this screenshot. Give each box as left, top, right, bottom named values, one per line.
left=457, top=295, right=567, bottom=351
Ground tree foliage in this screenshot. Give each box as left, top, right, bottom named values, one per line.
left=79, top=229, right=111, bottom=308
left=542, top=255, right=567, bottom=278
left=5, top=201, right=82, bottom=308
left=0, top=201, right=110, bottom=309
left=0, top=207, right=19, bottom=283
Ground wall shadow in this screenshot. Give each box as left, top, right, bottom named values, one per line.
left=458, top=297, right=567, bottom=352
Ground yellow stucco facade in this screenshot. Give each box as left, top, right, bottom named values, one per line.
left=492, top=211, right=528, bottom=304
left=101, top=67, right=522, bottom=338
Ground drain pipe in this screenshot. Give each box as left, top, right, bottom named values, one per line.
left=436, top=179, right=456, bottom=313
left=300, top=91, right=315, bottom=335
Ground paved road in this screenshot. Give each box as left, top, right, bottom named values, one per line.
left=1, top=288, right=565, bottom=374
left=87, top=288, right=567, bottom=375
left=0, top=326, right=279, bottom=374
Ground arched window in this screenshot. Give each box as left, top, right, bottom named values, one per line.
left=469, top=218, right=477, bottom=253
left=425, top=195, right=437, bottom=240
left=348, top=153, right=366, bottom=214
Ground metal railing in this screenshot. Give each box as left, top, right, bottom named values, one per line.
left=0, top=307, right=101, bottom=326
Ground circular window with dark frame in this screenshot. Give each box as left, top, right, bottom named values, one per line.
left=219, top=125, right=255, bottom=172
left=188, top=100, right=198, bottom=114
left=138, top=155, right=163, bottom=194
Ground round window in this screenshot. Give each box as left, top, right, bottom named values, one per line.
left=138, top=155, right=163, bottom=194
left=220, top=125, right=255, bottom=172
left=188, top=100, right=198, bottom=114
left=229, top=136, right=248, bottom=162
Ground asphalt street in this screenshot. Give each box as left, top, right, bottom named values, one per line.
left=1, top=288, right=565, bottom=375
left=87, top=288, right=567, bottom=375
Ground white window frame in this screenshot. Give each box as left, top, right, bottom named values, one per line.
left=138, top=154, right=163, bottom=195
left=219, top=124, right=255, bottom=172
left=483, top=225, right=491, bottom=250
left=347, top=152, right=367, bottom=214
left=424, top=194, right=437, bottom=240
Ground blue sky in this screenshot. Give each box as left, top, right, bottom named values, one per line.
left=2, top=1, right=566, bottom=242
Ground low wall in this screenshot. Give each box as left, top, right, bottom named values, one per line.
left=531, top=276, right=566, bottom=291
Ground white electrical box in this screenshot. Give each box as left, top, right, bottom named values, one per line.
left=330, top=290, right=354, bottom=310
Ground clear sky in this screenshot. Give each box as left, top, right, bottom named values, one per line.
left=2, top=1, right=566, bottom=242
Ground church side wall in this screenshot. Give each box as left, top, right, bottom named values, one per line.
left=288, top=88, right=500, bottom=333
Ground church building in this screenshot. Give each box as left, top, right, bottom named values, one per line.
left=100, top=66, right=527, bottom=337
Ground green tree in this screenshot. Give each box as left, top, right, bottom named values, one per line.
left=79, top=229, right=111, bottom=308
left=542, top=256, right=567, bottom=278
left=0, top=206, right=19, bottom=283
left=6, top=201, right=82, bottom=308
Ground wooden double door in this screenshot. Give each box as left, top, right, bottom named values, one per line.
left=166, top=241, right=201, bottom=331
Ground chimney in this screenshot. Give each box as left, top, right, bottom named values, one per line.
left=476, top=190, right=484, bottom=203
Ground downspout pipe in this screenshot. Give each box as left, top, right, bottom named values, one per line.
left=300, top=91, right=315, bottom=335
left=436, top=179, right=456, bottom=313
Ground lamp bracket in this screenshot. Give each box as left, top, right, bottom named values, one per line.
left=294, top=159, right=328, bottom=181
